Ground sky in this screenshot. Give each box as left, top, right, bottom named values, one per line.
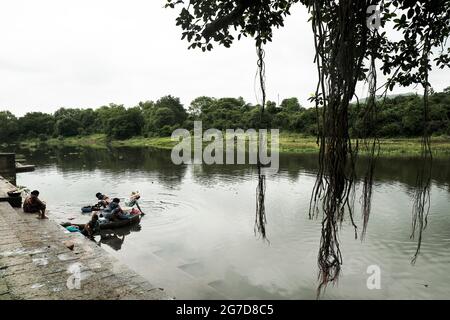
left=0, top=0, right=448, bottom=116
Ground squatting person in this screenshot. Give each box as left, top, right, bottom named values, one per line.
left=23, top=190, right=48, bottom=219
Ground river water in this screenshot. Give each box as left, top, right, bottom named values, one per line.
left=6, top=145, right=450, bottom=299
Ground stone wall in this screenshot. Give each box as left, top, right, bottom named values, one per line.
left=0, top=153, right=15, bottom=176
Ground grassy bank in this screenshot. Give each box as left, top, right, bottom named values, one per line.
left=279, top=134, right=450, bottom=156
left=17, top=133, right=450, bottom=157
left=18, top=134, right=177, bottom=150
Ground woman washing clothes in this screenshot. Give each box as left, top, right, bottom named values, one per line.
left=101, top=198, right=131, bottom=221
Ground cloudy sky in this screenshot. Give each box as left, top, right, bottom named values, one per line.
left=0, top=0, right=448, bottom=116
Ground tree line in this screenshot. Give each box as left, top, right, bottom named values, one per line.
left=1, top=88, right=449, bottom=142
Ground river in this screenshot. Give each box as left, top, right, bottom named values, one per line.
left=5, top=145, right=450, bottom=299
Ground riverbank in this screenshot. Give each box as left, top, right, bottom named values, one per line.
left=16, top=133, right=450, bottom=157
left=0, top=175, right=171, bottom=300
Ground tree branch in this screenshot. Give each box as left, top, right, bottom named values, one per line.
left=202, top=0, right=253, bottom=39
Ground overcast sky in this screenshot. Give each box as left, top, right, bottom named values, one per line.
left=0, top=0, right=448, bottom=116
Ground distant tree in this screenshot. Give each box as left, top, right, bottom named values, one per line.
left=55, top=117, right=81, bottom=137
left=107, top=107, right=144, bottom=140
left=280, top=98, right=302, bottom=113
left=151, top=108, right=176, bottom=129
left=139, top=101, right=155, bottom=112
left=400, top=97, right=423, bottom=136
left=143, top=96, right=187, bottom=136
left=94, top=104, right=127, bottom=133
left=18, top=112, right=55, bottom=138
left=244, top=105, right=272, bottom=129
left=266, top=101, right=279, bottom=115
left=188, top=96, right=216, bottom=118
left=154, top=96, right=187, bottom=125
left=78, top=108, right=97, bottom=134
left=193, top=97, right=248, bottom=129
left=54, top=107, right=79, bottom=120
left=54, top=108, right=97, bottom=134
left=0, top=111, right=19, bottom=141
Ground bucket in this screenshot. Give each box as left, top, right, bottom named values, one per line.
left=7, top=190, right=21, bottom=197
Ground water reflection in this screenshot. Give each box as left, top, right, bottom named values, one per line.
left=97, top=224, right=142, bottom=251
left=5, top=144, right=450, bottom=190
left=3, top=144, right=450, bottom=299
left=8, top=145, right=188, bottom=188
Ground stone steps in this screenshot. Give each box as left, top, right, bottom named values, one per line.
left=0, top=200, right=171, bottom=300
left=0, top=176, right=21, bottom=208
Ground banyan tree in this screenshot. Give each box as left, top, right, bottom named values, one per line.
left=165, top=0, right=450, bottom=296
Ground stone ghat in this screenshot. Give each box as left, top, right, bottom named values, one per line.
left=0, top=180, right=171, bottom=300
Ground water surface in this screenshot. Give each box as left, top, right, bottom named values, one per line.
left=7, top=145, right=450, bottom=299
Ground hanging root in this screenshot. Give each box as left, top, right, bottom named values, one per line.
left=308, top=0, right=370, bottom=297
left=360, top=49, right=380, bottom=240
left=361, top=147, right=377, bottom=239
left=411, top=39, right=433, bottom=263
left=255, top=163, right=267, bottom=240
left=254, top=36, right=268, bottom=242
left=411, top=136, right=432, bottom=264
left=317, top=213, right=342, bottom=297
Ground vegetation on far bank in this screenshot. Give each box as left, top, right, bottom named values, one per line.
left=1, top=88, right=450, bottom=142
left=2, top=88, right=450, bottom=156
left=14, top=133, right=450, bottom=157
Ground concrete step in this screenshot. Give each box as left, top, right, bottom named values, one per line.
left=0, top=201, right=171, bottom=300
